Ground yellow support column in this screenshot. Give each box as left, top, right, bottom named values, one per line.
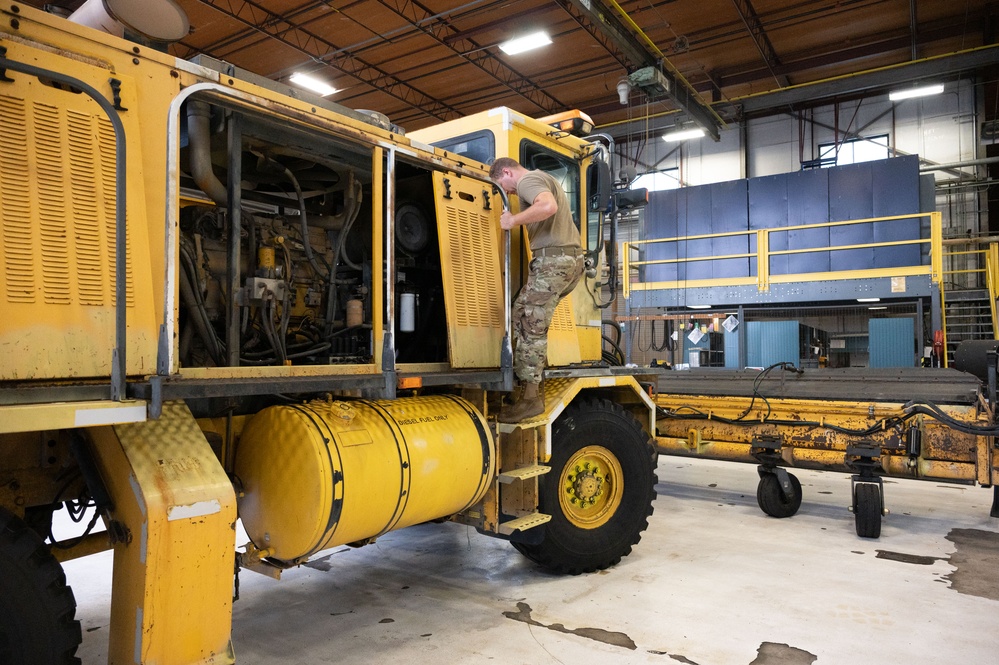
left=88, top=401, right=237, bottom=664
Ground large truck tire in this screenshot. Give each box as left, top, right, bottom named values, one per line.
left=0, top=508, right=82, bottom=665
left=513, top=397, right=657, bottom=574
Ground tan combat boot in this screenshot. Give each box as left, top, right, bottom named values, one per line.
left=498, top=382, right=544, bottom=423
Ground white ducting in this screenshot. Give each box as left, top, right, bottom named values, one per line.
left=69, top=0, right=190, bottom=42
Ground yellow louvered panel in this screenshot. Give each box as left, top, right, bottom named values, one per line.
left=434, top=172, right=503, bottom=368
left=0, top=94, right=35, bottom=304
left=445, top=206, right=501, bottom=328
left=67, top=108, right=106, bottom=306
left=0, top=39, right=158, bottom=381
left=550, top=299, right=574, bottom=331
left=34, top=102, right=71, bottom=304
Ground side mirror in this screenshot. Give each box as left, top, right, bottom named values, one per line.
left=587, top=160, right=612, bottom=212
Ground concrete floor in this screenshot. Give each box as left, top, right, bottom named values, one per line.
left=63, top=456, right=999, bottom=664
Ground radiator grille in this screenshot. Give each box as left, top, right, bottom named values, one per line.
left=550, top=300, right=574, bottom=331
left=36, top=102, right=71, bottom=304
left=0, top=94, right=35, bottom=303
left=444, top=205, right=502, bottom=328
left=67, top=108, right=105, bottom=305
left=0, top=94, right=131, bottom=307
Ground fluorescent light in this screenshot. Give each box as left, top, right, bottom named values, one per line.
left=289, top=72, right=338, bottom=96
left=663, top=127, right=706, bottom=142
left=857, top=298, right=881, bottom=303
left=499, top=31, right=552, bottom=55
left=868, top=306, right=888, bottom=310
left=889, top=83, right=944, bottom=101
left=688, top=304, right=711, bottom=309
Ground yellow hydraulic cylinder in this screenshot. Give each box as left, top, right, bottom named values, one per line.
left=235, top=395, right=495, bottom=563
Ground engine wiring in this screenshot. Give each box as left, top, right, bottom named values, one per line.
left=656, top=362, right=999, bottom=437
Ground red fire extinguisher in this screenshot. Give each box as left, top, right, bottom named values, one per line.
left=932, top=330, right=944, bottom=367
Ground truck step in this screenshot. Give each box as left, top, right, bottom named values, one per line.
left=498, top=465, right=551, bottom=483
left=498, top=512, right=551, bottom=535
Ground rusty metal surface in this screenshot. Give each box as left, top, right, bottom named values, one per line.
left=655, top=368, right=981, bottom=404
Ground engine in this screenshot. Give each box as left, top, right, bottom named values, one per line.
left=176, top=99, right=449, bottom=371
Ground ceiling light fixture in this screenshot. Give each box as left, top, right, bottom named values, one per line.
left=888, top=83, right=944, bottom=101
left=688, top=304, right=712, bottom=309
left=868, top=306, right=888, bottom=310
left=289, top=72, right=338, bottom=97
left=498, top=31, right=552, bottom=55
left=663, top=126, right=706, bottom=142
left=857, top=297, right=881, bottom=303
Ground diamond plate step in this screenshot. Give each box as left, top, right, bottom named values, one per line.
left=498, top=512, right=551, bottom=535
left=498, top=465, right=551, bottom=484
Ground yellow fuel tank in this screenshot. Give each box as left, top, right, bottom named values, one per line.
left=235, top=395, right=495, bottom=563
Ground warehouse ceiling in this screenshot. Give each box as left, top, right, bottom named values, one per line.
left=33, top=1, right=999, bottom=136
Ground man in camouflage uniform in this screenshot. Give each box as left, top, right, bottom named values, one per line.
left=490, top=157, right=584, bottom=422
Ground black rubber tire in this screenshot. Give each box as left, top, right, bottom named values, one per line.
left=512, top=397, right=658, bottom=575
left=854, top=483, right=883, bottom=539
left=756, top=472, right=802, bottom=518
left=0, top=509, right=82, bottom=665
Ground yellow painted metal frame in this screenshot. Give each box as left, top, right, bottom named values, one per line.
left=87, top=401, right=237, bottom=664
left=938, top=240, right=999, bottom=367
left=410, top=108, right=606, bottom=365
left=624, top=212, right=942, bottom=297
left=497, top=375, right=656, bottom=461
left=654, top=391, right=998, bottom=487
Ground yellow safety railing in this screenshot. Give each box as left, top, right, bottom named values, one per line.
left=938, top=241, right=999, bottom=365
left=623, top=212, right=943, bottom=298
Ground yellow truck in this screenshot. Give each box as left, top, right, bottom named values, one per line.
left=0, top=4, right=658, bottom=663
left=413, top=94, right=999, bottom=544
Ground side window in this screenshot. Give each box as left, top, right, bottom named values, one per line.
left=431, top=130, right=495, bottom=164
left=520, top=140, right=580, bottom=230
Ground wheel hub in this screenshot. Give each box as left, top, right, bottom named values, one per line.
left=558, top=446, right=623, bottom=529
left=567, top=463, right=607, bottom=507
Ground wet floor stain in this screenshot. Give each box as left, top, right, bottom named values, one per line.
left=503, top=602, right=637, bottom=650
left=667, top=654, right=699, bottom=664
left=943, top=528, right=999, bottom=601
left=302, top=548, right=349, bottom=572
left=875, top=550, right=940, bottom=565
left=748, top=642, right=817, bottom=664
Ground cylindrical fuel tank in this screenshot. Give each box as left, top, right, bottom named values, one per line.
left=235, top=395, right=494, bottom=563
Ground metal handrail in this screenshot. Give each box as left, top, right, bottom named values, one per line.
left=623, top=212, right=942, bottom=297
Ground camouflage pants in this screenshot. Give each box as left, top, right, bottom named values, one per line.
left=512, top=254, right=585, bottom=384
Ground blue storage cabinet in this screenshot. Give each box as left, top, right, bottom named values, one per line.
left=746, top=321, right=800, bottom=367
left=869, top=318, right=916, bottom=367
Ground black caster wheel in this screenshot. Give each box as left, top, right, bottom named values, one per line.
left=756, top=471, right=802, bottom=518
left=854, top=483, right=882, bottom=538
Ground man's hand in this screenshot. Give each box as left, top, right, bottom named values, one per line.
left=500, top=210, right=516, bottom=230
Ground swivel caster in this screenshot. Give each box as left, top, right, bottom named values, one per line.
left=850, top=480, right=886, bottom=538
left=847, top=442, right=886, bottom=538
left=756, top=466, right=802, bottom=518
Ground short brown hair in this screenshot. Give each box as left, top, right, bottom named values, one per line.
left=489, top=157, right=521, bottom=180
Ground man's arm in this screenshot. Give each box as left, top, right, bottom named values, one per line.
left=500, top=191, right=557, bottom=231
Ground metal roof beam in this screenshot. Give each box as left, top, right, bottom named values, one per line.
left=192, top=0, right=461, bottom=121
left=729, top=0, right=788, bottom=87
left=377, top=0, right=567, bottom=115
left=556, top=0, right=724, bottom=141
left=597, top=45, right=999, bottom=139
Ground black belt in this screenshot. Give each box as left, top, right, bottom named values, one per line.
left=534, top=246, right=583, bottom=258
